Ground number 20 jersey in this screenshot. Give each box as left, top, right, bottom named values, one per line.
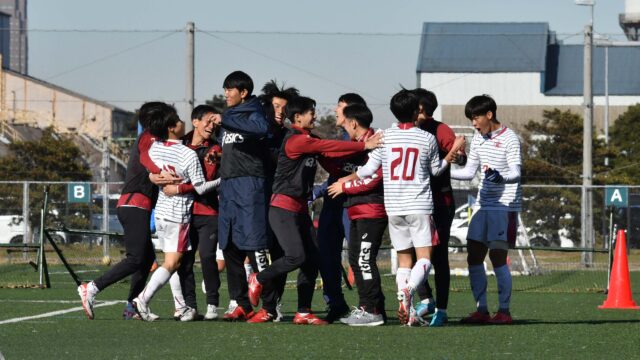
left=364, top=123, right=441, bottom=216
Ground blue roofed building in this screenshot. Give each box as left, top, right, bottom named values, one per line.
left=417, top=22, right=640, bottom=130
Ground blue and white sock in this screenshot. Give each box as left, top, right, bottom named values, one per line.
left=469, top=264, right=488, bottom=313
left=494, top=264, right=512, bottom=313
left=408, top=258, right=432, bottom=290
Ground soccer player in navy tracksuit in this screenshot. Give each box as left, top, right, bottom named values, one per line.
left=247, top=96, right=382, bottom=324
left=317, top=93, right=369, bottom=322
left=216, top=71, right=277, bottom=321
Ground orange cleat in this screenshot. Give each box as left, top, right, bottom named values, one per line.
left=293, top=312, right=328, bottom=325
left=246, top=308, right=275, bottom=323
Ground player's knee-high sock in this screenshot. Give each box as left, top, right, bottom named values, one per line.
left=169, top=272, right=186, bottom=310
left=468, top=264, right=488, bottom=313
left=396, top=268, right=411, bottom=291
left=494, top=264, right=512, bottom=313
left=139, top=267, right=171, bottom=304
left=408, top=258, right=432, bottom=290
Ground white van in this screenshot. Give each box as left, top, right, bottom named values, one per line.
left=0, top=215, right=27, bottom=244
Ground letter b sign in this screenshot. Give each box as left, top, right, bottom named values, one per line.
left=68, top=183, right=90, bottom=203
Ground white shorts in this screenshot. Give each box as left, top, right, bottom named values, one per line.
left=467, top=210, right=518, bottom=249
left=155, top=218, right=191, bottom=253
left=388, top=214, right=438, bottom=251
left=216, top=243, right=224, bottom=261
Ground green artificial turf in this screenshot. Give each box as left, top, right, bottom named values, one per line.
left=0, top=269, right=639, bottom=359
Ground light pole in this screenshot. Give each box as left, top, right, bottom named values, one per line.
left=576, top=0, right=595, bottom=266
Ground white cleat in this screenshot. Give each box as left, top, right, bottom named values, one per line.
left=204, top=304, right=218, bottom=320
left=77, top=283, right=96, bottom=320
left=132, top=297, right=155, bottom=322
left=177, top=307, right=198, bottom=322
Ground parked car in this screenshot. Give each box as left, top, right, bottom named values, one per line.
left=0, top=215, right=27, bottom=244
left=449, top=204, right=471, bottom=253
left=0, top=215, right=67, bottom=244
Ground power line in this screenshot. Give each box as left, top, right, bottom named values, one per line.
left=198, top=29, right=386, bottom=103
left=0, top=27, right=627, bottom=38
left=44, top=32, right=179, bottom=81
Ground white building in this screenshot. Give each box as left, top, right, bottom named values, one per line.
left=417, top=22, right=640, bottom=131
left=0, top=66, right=132, bottom=140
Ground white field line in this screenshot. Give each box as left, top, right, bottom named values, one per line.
left=0, top=300, right=121, bottom=325
left=0, top=299, right=125, bottom=304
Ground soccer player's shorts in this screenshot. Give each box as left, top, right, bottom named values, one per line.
left=467, top=210, right=518, bottom=249
left=155, top=218, right=191, bottom=253
left=388, top=214, right=439, bottom=251
left=216, top=243, right=224, bottom=261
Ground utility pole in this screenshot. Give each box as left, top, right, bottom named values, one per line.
left=102, top=137, right=110, bottom=259
left=185, top=22, right=195, bottom=133
left=581, top=24, right=594, bottom=267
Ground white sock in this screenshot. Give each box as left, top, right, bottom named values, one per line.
left=421, top=297, right=434, bottom=305
left=396, top=268, right=411, bottom=292
left=408, top=258, right=432, bottom=289
left=244, top=263, right=254, bottom=281
left=469, top=264, right=488, bottom=313
left=169, top=272, right=186, bottom=311
left=494, top=264, right=512, bottom=312
left=139, top=267, right=171, bottom=304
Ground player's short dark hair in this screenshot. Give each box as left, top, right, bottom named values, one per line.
left=148, top=103, right=181, bottom=140
left=286, top=96, right=316, bottom=121
left=338, top=93, right=367, bottom=106
left=223, top=70, right=254, bottom=95
left=191, top=104, right=218, bottom=121
left=413, top=88, right=438, bottom=117
left=343, top=104, right=373, bottom=129
left=389, top=89, right=419, bottom=123
left=138, top=101, right=166, bottom=129
left=465, top=94, right=498, bottom=121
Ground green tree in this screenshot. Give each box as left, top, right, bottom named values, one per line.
left=608, top=103, right=640, bottom=183
left=521, top=109, right=610, bottom=246
left=0, top=127, right=93, bottom=236
left=205, top=95, right=227, bottom=113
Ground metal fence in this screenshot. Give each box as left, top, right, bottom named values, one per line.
left=1, top=181, right=639, bottom=249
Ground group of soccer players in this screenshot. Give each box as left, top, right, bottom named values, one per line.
left=77, top=70, right=522, bottom=327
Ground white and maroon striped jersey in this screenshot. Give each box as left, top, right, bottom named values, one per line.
left=356, top=123, right=442, bottom=216
left=149, top=140, right=205, bottom=223
left=454, top=127, right=522, bottom=211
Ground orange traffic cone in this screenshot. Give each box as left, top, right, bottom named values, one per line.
left=599, top=230, right=640, bottom=310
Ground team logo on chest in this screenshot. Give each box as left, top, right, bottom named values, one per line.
left=222, top=132, right=244, bottom=145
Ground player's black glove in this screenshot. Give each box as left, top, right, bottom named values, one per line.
left=485, top=168, right=504, bottom=183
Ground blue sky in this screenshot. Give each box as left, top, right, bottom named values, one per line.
left=28, top=0, right=627, bottom=126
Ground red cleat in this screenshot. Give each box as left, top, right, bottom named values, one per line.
left=488, top=312, right=513, bottom=325
left=246, top=308, right=275, bottom=323
left=293, top=312, right=328, bottom=325
left=223, top=306, right=255, bottom=322
left=247, top=273, right=262, bottom=307
left=460, top=311, right=491, bottom=325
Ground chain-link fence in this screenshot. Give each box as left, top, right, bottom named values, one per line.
left=0, top=181, right=637, bottom=291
